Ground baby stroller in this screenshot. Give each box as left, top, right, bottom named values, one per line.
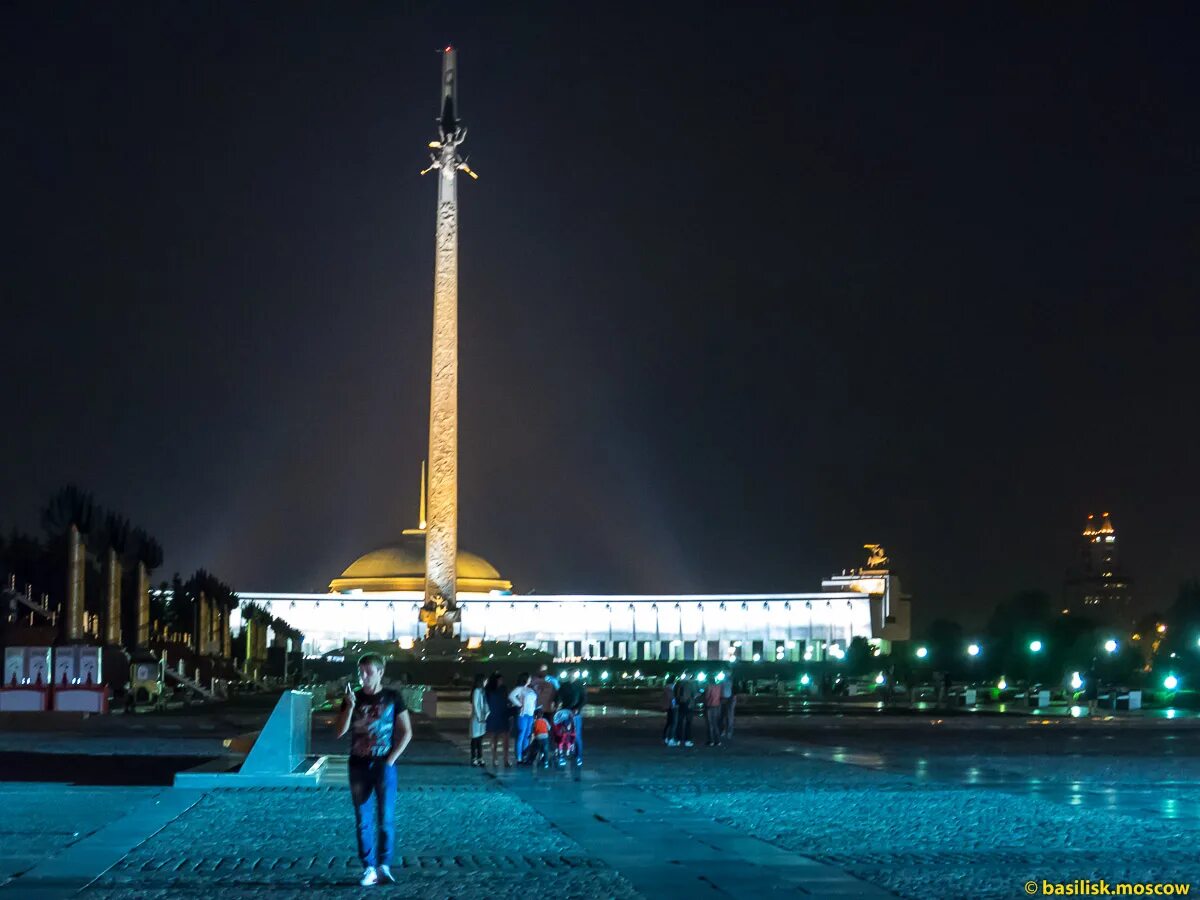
left=551, top=708, right=576, bottom=766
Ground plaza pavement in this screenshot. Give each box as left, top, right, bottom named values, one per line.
left=3, top=702, right=1200, bottom=898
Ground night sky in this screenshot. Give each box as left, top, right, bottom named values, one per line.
left=4, top=4, right=1198, bottom=626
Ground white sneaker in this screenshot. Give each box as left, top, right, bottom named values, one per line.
left=666, top=739, right=678, bottom=747
left=684, top=740, right=695, bottom=747
left=360, top=867, right=378, bottom=886
left=377, top=865, right=396, bottom=883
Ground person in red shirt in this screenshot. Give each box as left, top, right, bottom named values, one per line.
left=531, top=710, right=551, bottom=768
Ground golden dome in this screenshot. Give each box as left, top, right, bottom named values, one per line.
left=329, top=532, right=511, bottom=594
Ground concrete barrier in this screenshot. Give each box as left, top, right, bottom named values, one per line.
left=175, top=690, right=327, bottom=788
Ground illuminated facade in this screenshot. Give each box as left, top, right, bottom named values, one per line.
left=239, top=548, right=911, bottom=661
left=1063, top=512, right=1133, bottom=624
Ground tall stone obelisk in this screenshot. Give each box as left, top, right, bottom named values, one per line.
left=421, top=46, right=475, bottom=637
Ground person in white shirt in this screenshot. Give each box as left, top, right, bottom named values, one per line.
left=508, top=672, right=537, bottom=763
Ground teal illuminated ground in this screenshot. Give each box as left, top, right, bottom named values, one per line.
left=2, top=700, right=1199, bottom=898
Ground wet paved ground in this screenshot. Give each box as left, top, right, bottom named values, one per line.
left=3, top=705, right=1200, bottom=898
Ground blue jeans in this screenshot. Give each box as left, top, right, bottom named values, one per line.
left=572, top=712, right=584, bottom=763
left=349, top=757, right=396, bottom=868
left=515, top=714, right=534, bottom=761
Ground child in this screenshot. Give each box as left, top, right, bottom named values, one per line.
left=551, top=707, right=575, bottom=766
left=531, top=709, right=551, bottom=769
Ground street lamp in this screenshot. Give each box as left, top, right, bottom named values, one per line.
left=1104, top=639, right=1118, bottom=653
left=1164, top=674, right=1179, bottom=691
left=1028, top=640, right=1043, bottom=653
left=967, top=643, right=981, bottom=657
left=915, top=646, right=928, bottom=659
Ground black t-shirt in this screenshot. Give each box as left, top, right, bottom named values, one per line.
left=343, top=687, right=407, bottom=758
left=558, top=680, right=587, bottom=712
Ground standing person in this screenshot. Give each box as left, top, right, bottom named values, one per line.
left=508, top=672, right=537, bottom=764
left=557, top=671, right=588, bottom=766
left=719, top=673, right=735, bottom=739
left=663, top=676, right=678, bottom=746
left=673, top=673, right=696, bottom=747
left=530, top=710, right=552, bottom=768
left=333, top=653, right=412, bottom=888
left=469, top=673, right=487, bottom=767
left=941, top=671, right=953, bottom=709
left=484, top=672, right=511, bottom=768
left=531, top=663, right=558, bottom=714
left=1086, top=658, right=1101, bottom=716
left=704, top=677, right=723, bottom=746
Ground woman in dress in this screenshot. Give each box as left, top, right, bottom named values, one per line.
left=484, top=671, right=511, bottom=768
left=469, top=673, right=488, bottom=767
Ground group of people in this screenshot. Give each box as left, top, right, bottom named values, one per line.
left=663, top=673, right=736, bottom=747
left=468, top=664, right=587, bottom=769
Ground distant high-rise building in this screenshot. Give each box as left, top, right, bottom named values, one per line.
left=1063, top=512, right=1133, bottom=624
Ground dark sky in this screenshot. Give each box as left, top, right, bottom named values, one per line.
left=4, top=4, right=1198, bottom=626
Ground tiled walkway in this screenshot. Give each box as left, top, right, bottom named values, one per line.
left=4, top=709, right=1200, bottom=898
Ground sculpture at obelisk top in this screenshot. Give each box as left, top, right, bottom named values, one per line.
left=418, top=46, right=476, bottom=638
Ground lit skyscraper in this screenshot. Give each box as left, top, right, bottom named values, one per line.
left=1063, top=512, right=1133, bottom=625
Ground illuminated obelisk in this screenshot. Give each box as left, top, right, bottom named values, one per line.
left=420, top=46, right=476, bottom=638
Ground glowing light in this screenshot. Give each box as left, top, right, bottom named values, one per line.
left=572, top=670, right=580, bottom=680
left=559, top=671, right=568, bottom=680
left=1029, top=640, right=1043, bottom=653
left=715, top=672, right=726, bottom=683
left=752, top=653, right=762, bottom=662
left=874, top=673, right=884, bottom=685
left=1164, top=674, right=1179, bottom=691
left=967, top=643, right=981, bottom=657
left=800, top=673, right=811, bottom=686
left=600, top=670, right=610, bottom=681
left=1104, top=639, right=1117, bottom=653
left=696, top=671, right=707, bottom=682
left=466, top=636, right=482, bottom=650
left=1157, top=624, right=1167, bottom=634
left=397, top=636, right=415, bottom=650
left=581, top=670, right=590, bottom=681
left=997, top=678, right=1007, bottom=690
left=1070, top=671, right=1083, bottom=690
left=915, top=646, right=928, bottom=658
left=633, top=669, right=642, bottom=679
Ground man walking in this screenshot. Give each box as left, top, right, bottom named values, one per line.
left=557, top=671, right=588, bottom=766
left=334, top=653, right=412, bottom=887
left=508, top=672, right=538, bottom=763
